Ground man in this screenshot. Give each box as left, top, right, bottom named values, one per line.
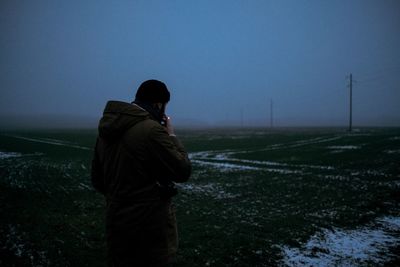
left=91, top=79, right=191, bottom=267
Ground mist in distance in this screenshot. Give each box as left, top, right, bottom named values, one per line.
left=1, top=0, right=399, bottom=129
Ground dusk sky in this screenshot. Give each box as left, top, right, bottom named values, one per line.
left=1, top=0, right=399, bottom=128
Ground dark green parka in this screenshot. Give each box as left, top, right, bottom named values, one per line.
left=91, top=101, right=191, bottom=266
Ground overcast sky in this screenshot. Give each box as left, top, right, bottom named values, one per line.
left=1, top=0, right=399, bottom=127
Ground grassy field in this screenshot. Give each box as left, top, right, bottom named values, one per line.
left=0, top=127, right=399, bottom=266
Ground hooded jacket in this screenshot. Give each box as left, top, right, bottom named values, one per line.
left=91, top=100, right=191, bottom=266
left=91, top=100, right=191, bottom=201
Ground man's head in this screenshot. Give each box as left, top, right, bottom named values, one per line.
left=135, top=80, right=170, bottom=105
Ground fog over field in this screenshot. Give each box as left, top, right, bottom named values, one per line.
left=1, top=1, right=400, bottom=129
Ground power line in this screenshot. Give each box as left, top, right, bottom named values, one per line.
left=357, top=65, right=400, bottom=83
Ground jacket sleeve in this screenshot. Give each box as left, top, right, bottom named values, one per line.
left=91, top=138, right=106, bottom=195
left=148, top=125, right=191, bottom=183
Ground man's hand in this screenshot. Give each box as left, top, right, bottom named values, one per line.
left=164, top=115, right=175, bottom=136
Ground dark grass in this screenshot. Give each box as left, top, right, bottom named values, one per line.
left=0, top=127, right=399, bottom=266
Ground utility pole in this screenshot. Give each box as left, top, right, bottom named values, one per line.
left=270, top=99, right=273, bottom=128
left=240, top=108, right=243, bottom=128
left=348, top=73, right=353, bottom=132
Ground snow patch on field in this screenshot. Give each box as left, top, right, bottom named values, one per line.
left=385, top=149, right=400, bottom=154
left=280, top=216, right=400, bottom=267
left=327, top=145, right=361, bottom=154
left=191, top=158, right=305, bottom=174
left=191, top=159, right=261, bottom=171
left=178, top=183, right=240, bottom=199
left=2, top=224, right=49, bottom=266
left=0, top=151, right=43, bottom=160
left=190, top=150, right=334, bottom=174
left=0, top=151, right=22, bottom=159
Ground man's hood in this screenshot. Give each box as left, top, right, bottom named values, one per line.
left=98, top=101, right=150, bottom=140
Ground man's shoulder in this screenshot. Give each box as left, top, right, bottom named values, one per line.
left=125, top=118, right=164, bottom=136
left=140, top=118, right=163, bottom=131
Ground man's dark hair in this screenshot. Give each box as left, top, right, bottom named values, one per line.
left=135, top=79, right=170, bottom=103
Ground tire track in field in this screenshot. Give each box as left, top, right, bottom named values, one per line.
left=189, top=135, right=342, bottom=174
left=3, top=134, right=92, bottom=150
left=189, top=134, right=397, bottom=182
left=238, top=135, right=343, bottom=153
